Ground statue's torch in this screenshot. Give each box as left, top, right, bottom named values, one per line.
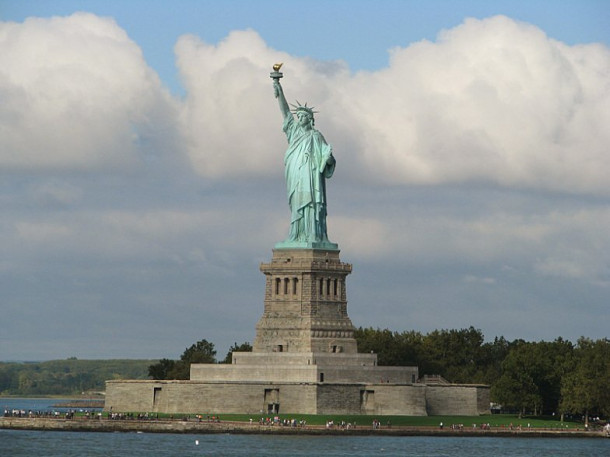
left=270, top=63, right=283, bottom=81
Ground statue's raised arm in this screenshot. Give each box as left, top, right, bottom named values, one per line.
left=270, top=64, right=338, bottom=250
left=271, top=64, right=291, bottom=120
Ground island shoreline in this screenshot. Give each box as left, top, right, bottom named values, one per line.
left=1, top=417, right=606, bottom=438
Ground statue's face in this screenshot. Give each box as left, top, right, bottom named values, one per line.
left=297, top=111, right=312, bottom=129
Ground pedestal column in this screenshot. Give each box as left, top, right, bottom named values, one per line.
left=254, top=248, right=358, bottom=354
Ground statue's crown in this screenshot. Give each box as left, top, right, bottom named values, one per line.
left=290, top=101, right=317, bottom=117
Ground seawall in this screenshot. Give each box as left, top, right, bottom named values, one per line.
left=1, top=417, right=607, bottom=438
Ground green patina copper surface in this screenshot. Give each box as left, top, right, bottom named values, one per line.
left=271, top=67, right=338, bottom=250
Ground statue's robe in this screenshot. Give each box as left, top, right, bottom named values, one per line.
left=282, top=115, right=335, bottom=243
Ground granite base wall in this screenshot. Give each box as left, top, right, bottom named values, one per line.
left=425, top=385, right=491, bottom=416
left=105, top=380, right=488, bottom=416
left=105, top=380, right=318, bottom=415
left=190, top=363, right=418, bottom=385
left=361, top=384, right=428, bottom=416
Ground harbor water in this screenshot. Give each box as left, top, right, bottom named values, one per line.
left=2, top=398, right=608, bottom=456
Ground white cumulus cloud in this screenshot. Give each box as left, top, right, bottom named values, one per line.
left=0, top=13, right=177, bottom=172
left=1, top=12, right=609, bottom=359
left=176, top=16, right=610, bottom=196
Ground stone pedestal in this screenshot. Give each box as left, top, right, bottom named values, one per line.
left=105, top=248, right=490, bottom=416
left=253, top=248, right=358, bottom=354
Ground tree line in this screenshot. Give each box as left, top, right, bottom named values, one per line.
left=355, top=327, right=609, bottom=419
left=147, top=341, right=252, bottom=380
left=3, top=329, right=607, bottom=420
left=0, top=359, right=153, bottom=396
left=149, top=328, right=609, bottom=420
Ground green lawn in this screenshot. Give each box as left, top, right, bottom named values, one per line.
left=223, top=414, right=578, bottom=429
left=113, top=412, right=581, bottom=429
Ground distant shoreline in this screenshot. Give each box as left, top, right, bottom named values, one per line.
left=1, top=417, right=607, bottom=438
left=52, top=400, right=105, bottom=408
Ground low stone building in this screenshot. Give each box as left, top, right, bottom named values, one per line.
left=105, top=249, right=489, bottom=416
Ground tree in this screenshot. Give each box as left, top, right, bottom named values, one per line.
left=170, top=339, right=217, bottom=379
left=492, top=339, right=573, bottom=416
left=394, top=330, right=428, bottom=368
left=179, top=339, right=217, bottom=364
left=421, top=327, right=486, bottom=382
left=534, top=338, right=573, bottom=414
left=148, top=358, right=176, bottom=380
left=354, top=327, right=403, bottom=366
left=221, top=342, right=252, bottom=364
left=355, top=326, right=499, bottom=384
left=478, top=336, right=512, bottom=386
left=560, top=338, right=610, bottom=424
left=148, top=339, right=217, bottom=380
left=492, top=341, right=542, bottom=415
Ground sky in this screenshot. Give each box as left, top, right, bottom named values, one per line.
left=1, top=0, right=609, bottom=361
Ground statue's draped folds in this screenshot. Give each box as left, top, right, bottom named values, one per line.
left=282, top=115, right=335, bottom=244
left=271, top=70, right=337, bottom=250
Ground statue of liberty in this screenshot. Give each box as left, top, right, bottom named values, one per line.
left=271, top=65, right=338, bottom=250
